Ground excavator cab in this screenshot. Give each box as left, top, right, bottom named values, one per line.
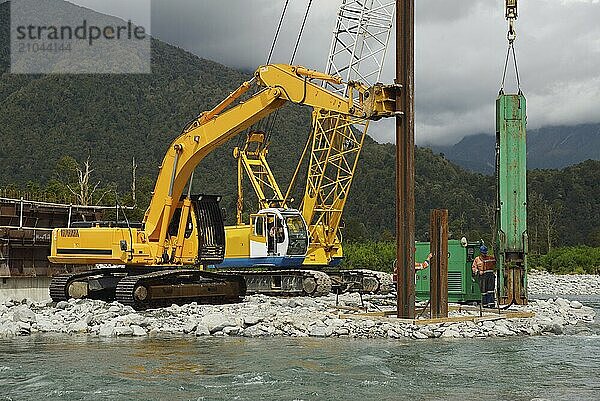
left=249, top=208, right=308, bottom=266
left=218, top=208, right=308, bottom=268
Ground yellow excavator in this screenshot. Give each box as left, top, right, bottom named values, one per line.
left=48, top=64, right=399, bottom=308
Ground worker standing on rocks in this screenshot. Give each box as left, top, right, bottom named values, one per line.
left=472, top=245, right=496, bottom=307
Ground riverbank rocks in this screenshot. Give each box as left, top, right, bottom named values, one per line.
left=12, top=305, right=36, bottom=324
left=0, top=274, right=597, bottom=340
left=528, top=271, right=600, bottom=295
left=0, top=294, right=595, bottom=340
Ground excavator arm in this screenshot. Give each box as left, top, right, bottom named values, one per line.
left=51, top=64, right=398, bottom=267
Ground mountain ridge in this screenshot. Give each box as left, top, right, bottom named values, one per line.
left=429, top=124, right=600, bottom=174
left=0, top=1, right=598, bottom=250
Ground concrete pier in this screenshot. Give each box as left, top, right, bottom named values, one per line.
left=0, top=277, right=52, bottom=302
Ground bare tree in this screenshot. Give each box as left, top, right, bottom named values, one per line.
left=131, top=157, right=137, bottom=205
left=66, top=156, right=104, bottom=206
left=544, top=202, right=560, bottom=253
left=527, top=191, right=542, bottom=254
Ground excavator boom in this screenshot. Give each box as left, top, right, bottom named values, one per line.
left=49, top=64, right=399, bottom=307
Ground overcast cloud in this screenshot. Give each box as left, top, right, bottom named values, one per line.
left=67, top=0, right=600, bottom=145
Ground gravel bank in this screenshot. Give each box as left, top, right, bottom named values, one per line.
left=528, top=271, right=600, bottom=295
left=0, top=292, right=595, bottom=340
left=1, top=273, right=597, bottom=340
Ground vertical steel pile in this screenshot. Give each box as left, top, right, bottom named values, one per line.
left=395, top=0, right=415, bottom=319
left=495, top=93, right=528, bottom=305
left=429, top=209, right=448, bottom=318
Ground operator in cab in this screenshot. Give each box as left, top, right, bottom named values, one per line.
left=472, top=245, right=496, bottom=308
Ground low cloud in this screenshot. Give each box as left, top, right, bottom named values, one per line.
left=69, top=0, right=600, bottom=145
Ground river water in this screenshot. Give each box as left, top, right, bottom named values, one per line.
left=1, top=296, right=599, bottom=401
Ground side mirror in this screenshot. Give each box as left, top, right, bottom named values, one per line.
left=119, top=240, right=128, bottom=252
left=221, top=207, right=227, bottom=220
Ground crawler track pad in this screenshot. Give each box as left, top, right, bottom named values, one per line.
left=115, top=270, right=246, bottom=310
left=50, top=268, right=246, bottom=310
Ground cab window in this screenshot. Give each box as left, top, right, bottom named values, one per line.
left=253, top=216, right=265, bottom=236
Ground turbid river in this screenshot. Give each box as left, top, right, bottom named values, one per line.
left=1, top=296, right=598, bottom=401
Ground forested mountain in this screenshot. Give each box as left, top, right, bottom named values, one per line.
left=431, top=125, right=600, bottom=174
left=1, top=1, right=598, bottom=252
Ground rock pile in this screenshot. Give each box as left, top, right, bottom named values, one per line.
left=528, top=271, right=600, bottom=295
left=0, top=292, right=595, bottom=339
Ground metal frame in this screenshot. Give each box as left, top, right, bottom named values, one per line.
left=235, top=132, right=285, bottom=225
left=324, top=0, right=395, bottom=97
left=299, top=111, right=369, bottom=253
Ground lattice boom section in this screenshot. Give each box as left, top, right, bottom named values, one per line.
left=324, top=0, right=395, bottom=97
left=302, top=110, right=369, bottom=245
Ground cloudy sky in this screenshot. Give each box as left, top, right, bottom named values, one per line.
left=66, top=0, right=600, bottom=145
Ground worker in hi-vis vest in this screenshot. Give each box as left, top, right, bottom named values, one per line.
left=415, top=253, right=433, bottom=271
left=392, top=253, right=432, bottom=284
left=472, top=245, right=496, bottom=307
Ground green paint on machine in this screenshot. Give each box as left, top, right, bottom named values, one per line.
left=415, top=94, right=528, bottom=305
left=415, top=240, right=482, bottom=303
left=495, top=93, right=528, bottom=304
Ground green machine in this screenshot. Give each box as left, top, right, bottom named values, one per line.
left=415, top=239, right=482, bottom=303
left=495, top=92, right=528, bottom=305
left=415, top=1, right=528, bottom=306
left=415, top=94, right=528, bottom=305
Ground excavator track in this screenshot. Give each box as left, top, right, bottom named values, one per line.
left=326, top=269, right=394, bottom=295
left=49, top=268, right=127, bottom=302
left=223, top=269, right=332, bottom=297
left=218, top=268, right=393, bottom=297
left=115, top=269, right=246, bottom=310
left=50, top=268, right=246, bottom=310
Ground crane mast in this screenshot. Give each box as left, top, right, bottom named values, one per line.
left=234, top=1, right=395, bottom=268
left=323, top=0, right=395, bottom=97
left=290, top=0, right=396, bottom=266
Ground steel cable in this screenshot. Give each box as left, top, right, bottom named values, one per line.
left=267, top=0, right=290, bottom=64
left=266, top=0, right=314, bottom=143
left=290, top=0, right=313, bottom=64
left=500, top=43, right=521, bottom=94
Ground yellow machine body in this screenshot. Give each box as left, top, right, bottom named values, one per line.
left=49, top=64, right=399, bottom=269
left=49, top=203, right=202, bottom=266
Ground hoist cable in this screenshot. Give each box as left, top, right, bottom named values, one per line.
left=500, top=43, right=521, bottom=94
left=258, top=0, right=316, bottom=165
left=267, top=0, right=290, bottom=64
left=511, top=43, right=521, bottom=92
left=265, top=0, right=314, bottom=144
left=290, top=0, right=313, bottom=64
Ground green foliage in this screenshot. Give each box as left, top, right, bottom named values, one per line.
left=528, top=160, right=600, bottom=249
left=341, top=241, right=396, bottom=272
left=538, top=246, right=600, bottom=275
left=347, top=142, right=496, bottom=244
left=343, top=242, right=600, bottom=275
left=527, top=253, right=543, bottom=271
left=0, top=2, right=598, bottom=247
